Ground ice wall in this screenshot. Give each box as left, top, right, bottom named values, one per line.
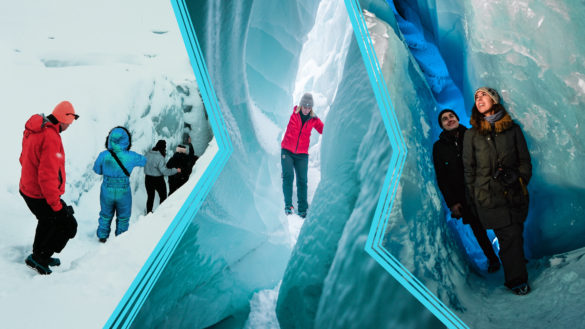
left=131, top=1, right=321, bottom=328
left=281, top=0, right=585, bottom=328
left=276, top=34, right=447, bottom=329
left=131, top=0, right=585, bottom=328
left=396, top=0, right=585, bottom=257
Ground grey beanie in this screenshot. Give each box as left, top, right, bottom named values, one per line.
left=474, top=87, right=500, bottom=104
left=299, top=93, right=314, bottom=108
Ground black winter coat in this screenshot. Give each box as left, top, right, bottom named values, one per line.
left=462, top=112, right=531, bottom=229
left=166, top=143, right=198, bottom=193
left=433, top=125, right=476, bottom=224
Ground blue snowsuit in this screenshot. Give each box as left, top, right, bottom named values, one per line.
left=93, top=127, right=146, bottom=239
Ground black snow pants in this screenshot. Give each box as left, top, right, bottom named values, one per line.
left=145, top=175, right=167, bottom=213
left=494, top=222, right=528, bottom=288
left=21, top=191, right=76, bottom=265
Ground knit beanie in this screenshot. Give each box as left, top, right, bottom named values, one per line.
left=153, top=140, right=166, bottom=151
left=438, top=109, right=459, bottom=129
left=299, top=93, right=314, bottom=108
left=52, top=101, right=78, bottom=124
left=474, top=87, right=500, bottom=104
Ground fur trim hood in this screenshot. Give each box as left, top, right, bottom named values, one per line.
left=470, top=109, right=514, bottom=135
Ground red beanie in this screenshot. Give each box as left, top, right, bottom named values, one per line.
left=52, top=101, right=77, bottom=124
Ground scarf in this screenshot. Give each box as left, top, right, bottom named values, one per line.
left=484, top=110, right=505, bottom=124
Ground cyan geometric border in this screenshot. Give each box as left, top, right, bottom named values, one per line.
left=102, top=0, right=233, bottom=327
left=344, top=1, right=468, bottom=328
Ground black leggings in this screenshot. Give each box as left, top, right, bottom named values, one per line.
left=145, top=175, right=167, bottom=213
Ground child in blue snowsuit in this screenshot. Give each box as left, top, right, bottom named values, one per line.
left=93, top=127, right=146, bottom=242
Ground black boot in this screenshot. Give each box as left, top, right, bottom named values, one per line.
left=25, top=254, right=52, bottom=275
left=511, top=283, right=531, bottom=296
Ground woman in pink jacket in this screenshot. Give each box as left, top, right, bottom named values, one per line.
left=281, top=93, right=324, bottom=218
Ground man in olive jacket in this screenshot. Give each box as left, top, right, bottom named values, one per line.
left=433, top=109, right=500, bottom=272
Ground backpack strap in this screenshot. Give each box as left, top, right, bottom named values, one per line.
left=108, top=150, right=130, bottom=177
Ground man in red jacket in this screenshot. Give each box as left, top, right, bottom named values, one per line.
left=281, top=93, right=324, bottom=218
left=20, top=101, right=79, bottom=275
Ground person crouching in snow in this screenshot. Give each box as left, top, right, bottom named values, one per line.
left=20, top=101, right=79, bottom=275
left=93, top=127, right=146, bottom=242
left=144, top=140, right=179, bottom=213
left=166, top=141, right=197, bottom=195
left=281, top=92, right=324, bottom=218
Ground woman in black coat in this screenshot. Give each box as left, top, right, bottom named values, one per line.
left=433, top=109, right=500, bottom=273
left=166, top=136, right=198, bottom=195
left=463, top=87, right=532, bottom=295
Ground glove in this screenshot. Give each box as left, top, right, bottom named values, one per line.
left=54, top=200, right=77, bottom=239
left=54, top=202, right=69, bottom=221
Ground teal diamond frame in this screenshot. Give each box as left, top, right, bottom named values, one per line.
left=102, top=0, right=232, bottom=328
left=344, top=0, right=469, bottom=328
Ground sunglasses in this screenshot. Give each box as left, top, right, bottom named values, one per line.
left=67, top=113, right=80, bottom=120
left=301, top=103, right=312, bottom=109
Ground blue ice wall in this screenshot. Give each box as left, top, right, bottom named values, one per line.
left=131, top=1, right=320, bottom=328
left=392, top=0, right=585, bottom=258
left=130, top=0, right=585, bottom=328
left=276, top=33, right=446, bottom=329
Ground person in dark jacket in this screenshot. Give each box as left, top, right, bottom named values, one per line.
left=144, top=140, right=179, bottom=213
left=281, top=93, right=324, bottom=218
left=463, top=87, right=532, bottom=295
left=433, top=109, right=501, bottom=273
left=19, top=101, right=79, bottom=275
left=167, top=135, right=198, bottom=195
left=93, top=127, right=146, bottom=242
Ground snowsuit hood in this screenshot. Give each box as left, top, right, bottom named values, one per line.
left=106, top=127, right=131, bottom=152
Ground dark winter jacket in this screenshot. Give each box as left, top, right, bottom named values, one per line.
left=19, top=114, right=66, bottom=212
left=433, top=125, right=468, bottom=208
left=462, top=111, right=532, bottom=229
left=166, top=143, right=198, bottom=192
left=281, top=106, right=324, bottom=154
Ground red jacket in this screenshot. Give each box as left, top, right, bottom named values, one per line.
left=20, top=114, right=65, bottom=212
left=281, top=106, right=324, bottom=154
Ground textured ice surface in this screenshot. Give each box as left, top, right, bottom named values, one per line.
left=353, top=1, right=585, bottom=328
left=132, top=0, right=585, bottom=328
left=131, top=1, right=321, bottom=328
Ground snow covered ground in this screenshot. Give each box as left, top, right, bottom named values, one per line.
left=0, top=1, right=214, bottom=328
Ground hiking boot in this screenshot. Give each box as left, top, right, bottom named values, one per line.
left=25, top=255, right=52, bottom=275
left=511, top=283, right=531, bottom=296
left=285, top=206, right=294, bottom=215
left=99, top=238, right=107, bottom=243
left=298, top=210, right=307, bottom=218
left=48, top=257, right=61, bottom=267
left=487, top=260, right=500, bottom=273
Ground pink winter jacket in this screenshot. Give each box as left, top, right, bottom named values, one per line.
left=281, top=106, right=324, bottom=154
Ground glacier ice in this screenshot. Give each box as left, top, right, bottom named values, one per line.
left=129, top=0, right=585, bottom=328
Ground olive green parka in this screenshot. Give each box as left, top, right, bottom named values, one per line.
left=462, top=110, right=532, bottom=229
